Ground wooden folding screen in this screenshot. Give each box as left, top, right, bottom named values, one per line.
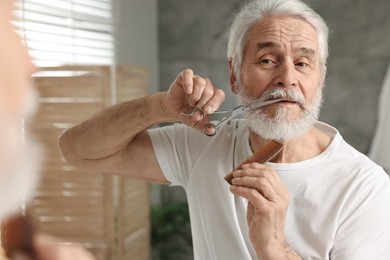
left=28, top=66, right=150, bottom=260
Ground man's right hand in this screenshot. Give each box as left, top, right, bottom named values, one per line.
left=161, top=69, right=226, bottom=134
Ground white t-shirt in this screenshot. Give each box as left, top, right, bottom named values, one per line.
left=148, top=120, right=390, bottom=260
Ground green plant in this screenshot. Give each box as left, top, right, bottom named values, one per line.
left=151, top=188, right=193, bottom=260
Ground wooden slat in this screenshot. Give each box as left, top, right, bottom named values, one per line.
left=34, top=77, right=105, bottom=99
left=116, top=65, right=149, bottom=102
left=33, top=103, right=103, bottom=125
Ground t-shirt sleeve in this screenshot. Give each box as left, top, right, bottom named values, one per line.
left=330, top=169, right=390, bottom=260
left=147, top=123, right=207, bottom=187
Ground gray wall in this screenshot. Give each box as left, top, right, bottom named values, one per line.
left=158, top=0, right=390, bottom=154
left=114, top=0, right=159, bottom=93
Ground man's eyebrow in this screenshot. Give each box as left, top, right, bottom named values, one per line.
left=255, top=42, right=279, bottom=52
left=298, top=47, right=316, bottom=57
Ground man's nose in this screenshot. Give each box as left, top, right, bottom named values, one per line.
left=272, top=62, right=297, bottom=88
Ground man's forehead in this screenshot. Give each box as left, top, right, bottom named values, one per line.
left=247, top=16, right=319, bottom=51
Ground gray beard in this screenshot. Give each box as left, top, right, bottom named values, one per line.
left=238, top=87, right=323, bottom=142
left=0, top=87, right=41, bottom=218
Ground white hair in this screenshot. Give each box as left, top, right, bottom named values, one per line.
left=227, top=0, right=329, bottom=81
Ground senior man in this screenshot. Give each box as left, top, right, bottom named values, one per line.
left=0, top=0, right=95, bottom=259
left=59, top=0, right=390, bottom=259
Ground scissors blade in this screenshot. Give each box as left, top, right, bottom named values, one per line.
left=207, top=106, right=246, bottom=132
left=217, top=98, right=284, bottom=122
left=229, top=106, right=247, bottom=119
left=207, top=98, right=283, bottom=136
left=245, top=98, right=284, bottom=110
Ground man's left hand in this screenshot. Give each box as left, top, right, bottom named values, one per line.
left=229, top=162, right=291, bottom=259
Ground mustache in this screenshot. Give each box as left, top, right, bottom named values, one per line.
left=261, top=88, right=305, bottom=108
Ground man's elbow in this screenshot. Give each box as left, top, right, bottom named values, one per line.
left=58, top=129, right=84, bottom=168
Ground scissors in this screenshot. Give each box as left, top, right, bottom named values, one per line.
left=181, top=97, right=284, bottom=136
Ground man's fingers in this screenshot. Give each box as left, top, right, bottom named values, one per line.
left=235, top=163, right=287, bottom=194
left=187, top=77, right=225, bottom=113
left=188, top=76, right=207, bottom=106
left=203, top=87, right=225, bottom=114
left=231, top=175, right=277, bottom=202
left=173, top=69, right=226, bottom=133
left=180, top=69, right=194, bottom=94
left=176, top=69, right=225, bottom=114
left=230, top=185, right=269, bottom=208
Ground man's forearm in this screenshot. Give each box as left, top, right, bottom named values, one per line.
left=256, top=241, right=302, bottom=260
left=58, top=92, right=174, bottom=162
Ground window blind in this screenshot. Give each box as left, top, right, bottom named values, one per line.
left=13, top=0, right=114, bottom=67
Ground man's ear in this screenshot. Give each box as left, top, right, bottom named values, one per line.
left=229, top=59, right=239, bottom=94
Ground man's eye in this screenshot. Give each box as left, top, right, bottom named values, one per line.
left=296, top=62, right=309, bottom=67
left=259, top=59, right=274, bottom=64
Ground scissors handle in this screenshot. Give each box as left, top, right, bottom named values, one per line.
left=202, top=107, right=244, bottom=136
left=181, top=107, right=204, bottom=117
left=202, top=123, right=217, bottom=136
left=181, top=108, right=231, bottom=136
